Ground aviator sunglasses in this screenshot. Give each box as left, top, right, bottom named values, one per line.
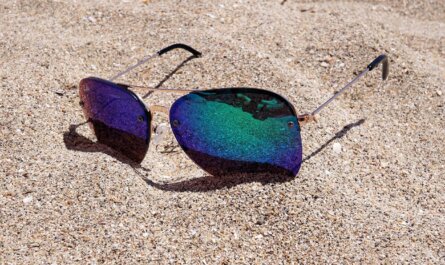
left=79, top=43, right=389, bottom=176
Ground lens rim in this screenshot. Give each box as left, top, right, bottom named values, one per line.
left=79, top=77, right=152, bottom=163
left=169, top=87, right=303, bottom=176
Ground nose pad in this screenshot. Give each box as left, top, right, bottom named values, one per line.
left=152, top=123, right=169, bottom=147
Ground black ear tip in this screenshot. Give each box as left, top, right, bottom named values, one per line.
left=158, top=43, right=202, bottom=58
left=367, top=54, right=389, bottom=80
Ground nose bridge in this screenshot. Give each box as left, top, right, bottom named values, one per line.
left=148, top=105, right=171, bottom=146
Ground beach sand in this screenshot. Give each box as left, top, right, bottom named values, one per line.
left=1, top=0, right=444, bottom=263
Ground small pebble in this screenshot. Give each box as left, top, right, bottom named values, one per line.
left=23, top=196, right=33, bottom=204
left=87, top=16, right=96, bottom=23
left=320, top=61, right=329, bottom=68
left=333, top=142, right=342, bottom=154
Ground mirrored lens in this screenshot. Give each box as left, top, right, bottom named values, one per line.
left=170, top=88, right=302, bottom=176
left=79, top=77, right=151, bottom=163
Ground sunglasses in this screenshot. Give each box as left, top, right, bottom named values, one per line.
left=79, top=43, right=388, bottom=177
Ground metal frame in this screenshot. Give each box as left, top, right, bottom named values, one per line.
left=107, top=43, right=389, bottom=124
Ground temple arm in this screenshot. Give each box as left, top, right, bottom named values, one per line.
left=298, top=54, right=389, bottom=124
left=109, top=43, right=202, bottom=81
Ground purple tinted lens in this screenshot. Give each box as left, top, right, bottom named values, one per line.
left=79, top=77, right=151, bottom=163
left=170, top=88, right=303, bottom=176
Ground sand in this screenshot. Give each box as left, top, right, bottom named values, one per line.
left=1, top=0, right=444, bottom=264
